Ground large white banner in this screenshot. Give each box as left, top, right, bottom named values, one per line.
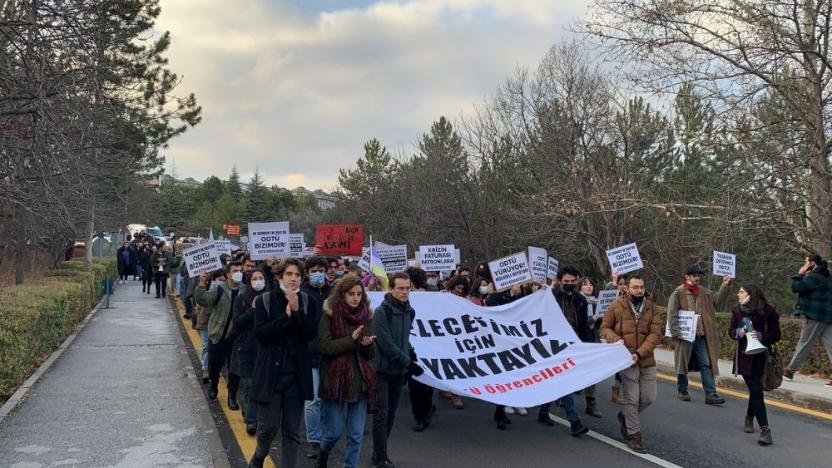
left=369, top=290, right=633, bottom=407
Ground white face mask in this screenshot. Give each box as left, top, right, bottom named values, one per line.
left=231, top=272, right=243, bottom=284
left=279, top=280, right=293, bottom=292
left=479, top=286, right=489, bottom=295
left=739, top=296, right=750, bottom=305
left=251, top=280, right=266, bottom=292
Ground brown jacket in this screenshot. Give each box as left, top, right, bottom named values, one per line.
left=600, top=296, right=663, bottom=368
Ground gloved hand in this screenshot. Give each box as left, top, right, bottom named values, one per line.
left=408, top=360, right=424, bottom=377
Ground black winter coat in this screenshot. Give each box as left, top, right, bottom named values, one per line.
left=252, top=288, right=316, bottom=402
left=300, top=283, right=332, bottom=368
left=552, top=286, right=593, bottom=343
left=230, top=287, right=259, bottom=378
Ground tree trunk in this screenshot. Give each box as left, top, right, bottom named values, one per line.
left=85, top=200, right=94, bottom=272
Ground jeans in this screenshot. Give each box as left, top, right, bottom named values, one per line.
left=538, top=393, right=580, bottom=424
left=208, top=337, right=240, bottom=394
left=677, top=335, right=717, bottom=396
left=372, top=373, right=405, bottom=462
left=255, top=376, right=304, bottom=468
left=135, top=264, right=143, bottom=280
left=321, top=398, right=369, bottom=468
left=743, top=373, right=768, bottom=426
left=787, top=319, right=832, bottom=373
left=620, top=364, right=657, bottom=435
left=305, top=367, right=322, bottom=444
left=170, top=273, right=181, bottom=295
left=198, top=329, right=210, bottom=371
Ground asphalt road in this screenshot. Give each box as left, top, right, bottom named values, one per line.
left=2, top=281, right=830, bottom=468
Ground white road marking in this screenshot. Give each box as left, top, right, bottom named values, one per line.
left=549, top=413, right=683, bottom=468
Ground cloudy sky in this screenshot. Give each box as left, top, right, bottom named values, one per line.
left=155, top=0, right=591, bottom=191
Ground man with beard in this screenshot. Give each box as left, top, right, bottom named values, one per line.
left=601, top=275, right=663, bottom=453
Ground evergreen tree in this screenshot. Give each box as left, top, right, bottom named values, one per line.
left=226, top=166, right=244, bottom=200
left=245, top=169, right=271, bottom=222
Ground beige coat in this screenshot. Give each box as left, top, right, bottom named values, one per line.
left=667, top=283, right=730, bottom=376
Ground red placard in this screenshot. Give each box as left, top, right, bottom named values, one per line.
left=225, top=224, right=240, bottom=236
left=315, top=224, right=364, bottom=256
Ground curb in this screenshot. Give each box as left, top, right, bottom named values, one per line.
left=0, top=293, right=107, bottom=425
left=655, top=362, right=832, bottom=415
left=167, top=296, right=235, bottom=468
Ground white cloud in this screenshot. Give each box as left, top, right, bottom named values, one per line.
left=155, top=0, right=590, bottom=188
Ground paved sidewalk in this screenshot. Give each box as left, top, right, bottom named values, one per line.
left=0, top=281, right=227, bottom=467
left=654, top=348, right=832, bottom=412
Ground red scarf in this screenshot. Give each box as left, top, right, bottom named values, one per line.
left=684, top=279, right=700, bottom=297
left=327, top=302, right=377, bottom=407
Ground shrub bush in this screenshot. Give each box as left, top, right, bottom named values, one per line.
left=0, top=257, right=117, bottom=404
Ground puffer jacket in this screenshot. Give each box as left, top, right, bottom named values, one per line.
left=600, top=295, right=663, bottom=368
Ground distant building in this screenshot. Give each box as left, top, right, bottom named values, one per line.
left=291, top=186, right=337, bottom=211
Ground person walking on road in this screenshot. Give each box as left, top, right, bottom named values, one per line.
left=299, top=256, right=333, bottom=459
left=195, top=262, right=245, bottom=407
left=729, top=284, right=781, bottom=446
left=579, top=276, right=603, bottom=418
left=405, top=267, right=437, bottom=432
left=139, top=244, right=154, bottom=294
left=116, top=242, right=134, bottom=284
left=667, top=264, right=731, bottom=405
left=230, top=269, right=267, bottom=436
left=601, top=274, right=663, bottom=453
left=537, top=266, right=591, bottom=436
left=372, top=272, right=420, bottom=468
left=249, top=259, right=316, bottom=468
left=150, top=243, right=171, bottom=298
left=317, top=274, right=377, bottom=468
left=783, top=255, right=832, bottom=385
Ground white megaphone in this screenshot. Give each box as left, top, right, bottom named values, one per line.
left=743, top=318, right=767, bottom=355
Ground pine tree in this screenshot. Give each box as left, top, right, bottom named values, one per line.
left=226, top=166, right=244, bottom=200
left=245, top=169, right=271, bottom=222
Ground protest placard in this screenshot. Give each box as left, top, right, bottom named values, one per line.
left=546, top=256, right=559, bottom=280
left=358, top=247, right=370, bottom=272
left=375, top=243, right=408, bottom=273
left=595, top=290, right=620, bottom=319
left=528, top=247, right=548, bottom=283
left=606, top=243, right=643, bottom=275
left=665, top=310, right=699, bottom=343
left=367, top=290, right=633, bottom=407
left=488, top=252, right=533, bottom=291
left=214, top=239, right=232, bottom=255
left=289, top=234, right=306, bottom=257
left=248, top=221, right=290, bottom=260
left=418, top=245, right=457, bottom=272
left=183, top=242, right=223, bottom=277
left=315, top=224, right=364, bottom=256
left=713, top=251, right=736, bottom=278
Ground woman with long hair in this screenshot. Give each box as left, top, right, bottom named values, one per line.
left=317, top=275, right=377, bottom=467
left=729, top=284, right=781, bottom=446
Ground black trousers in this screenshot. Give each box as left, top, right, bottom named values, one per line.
left=742, top=373, right=768, bottom=426
left=208, top=337, right=240, bottom=394
left=255, top=376, right=304, bottom=468
left=408, top=377, right=434, bottom=422
left=142, top=267, right=153, bottom=292
left=372, top=373, right=405, bottom=462
left=154, top=272, right=168, bottom=297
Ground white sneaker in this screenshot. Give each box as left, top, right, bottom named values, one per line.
left=517, top=407, right=528, bottom=416
left=504, top=406, right=516, bottom=415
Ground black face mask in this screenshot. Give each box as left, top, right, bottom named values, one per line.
left=561, top=284, right=576, bottom=293
left=630, top=295, right=645, bottom=307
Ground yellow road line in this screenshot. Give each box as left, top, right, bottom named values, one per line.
left=172, top=299, right=276, bottom=468
left=655, top=371, right=832, bottom=421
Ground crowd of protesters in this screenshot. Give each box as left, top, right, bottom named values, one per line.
left=116, top=237, right=832, bottom=467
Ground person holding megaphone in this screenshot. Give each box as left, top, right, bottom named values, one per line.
left=729, top=285, right=781, bottom=446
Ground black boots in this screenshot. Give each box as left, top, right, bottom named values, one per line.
left=316, top=449, right=329, bottom=468
left=228, top=394, right=240, bottom=411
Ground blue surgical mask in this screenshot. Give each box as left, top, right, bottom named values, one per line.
left=335, top=270, right=345, bottom=278
left=309, top=271, right=326, bottom=287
